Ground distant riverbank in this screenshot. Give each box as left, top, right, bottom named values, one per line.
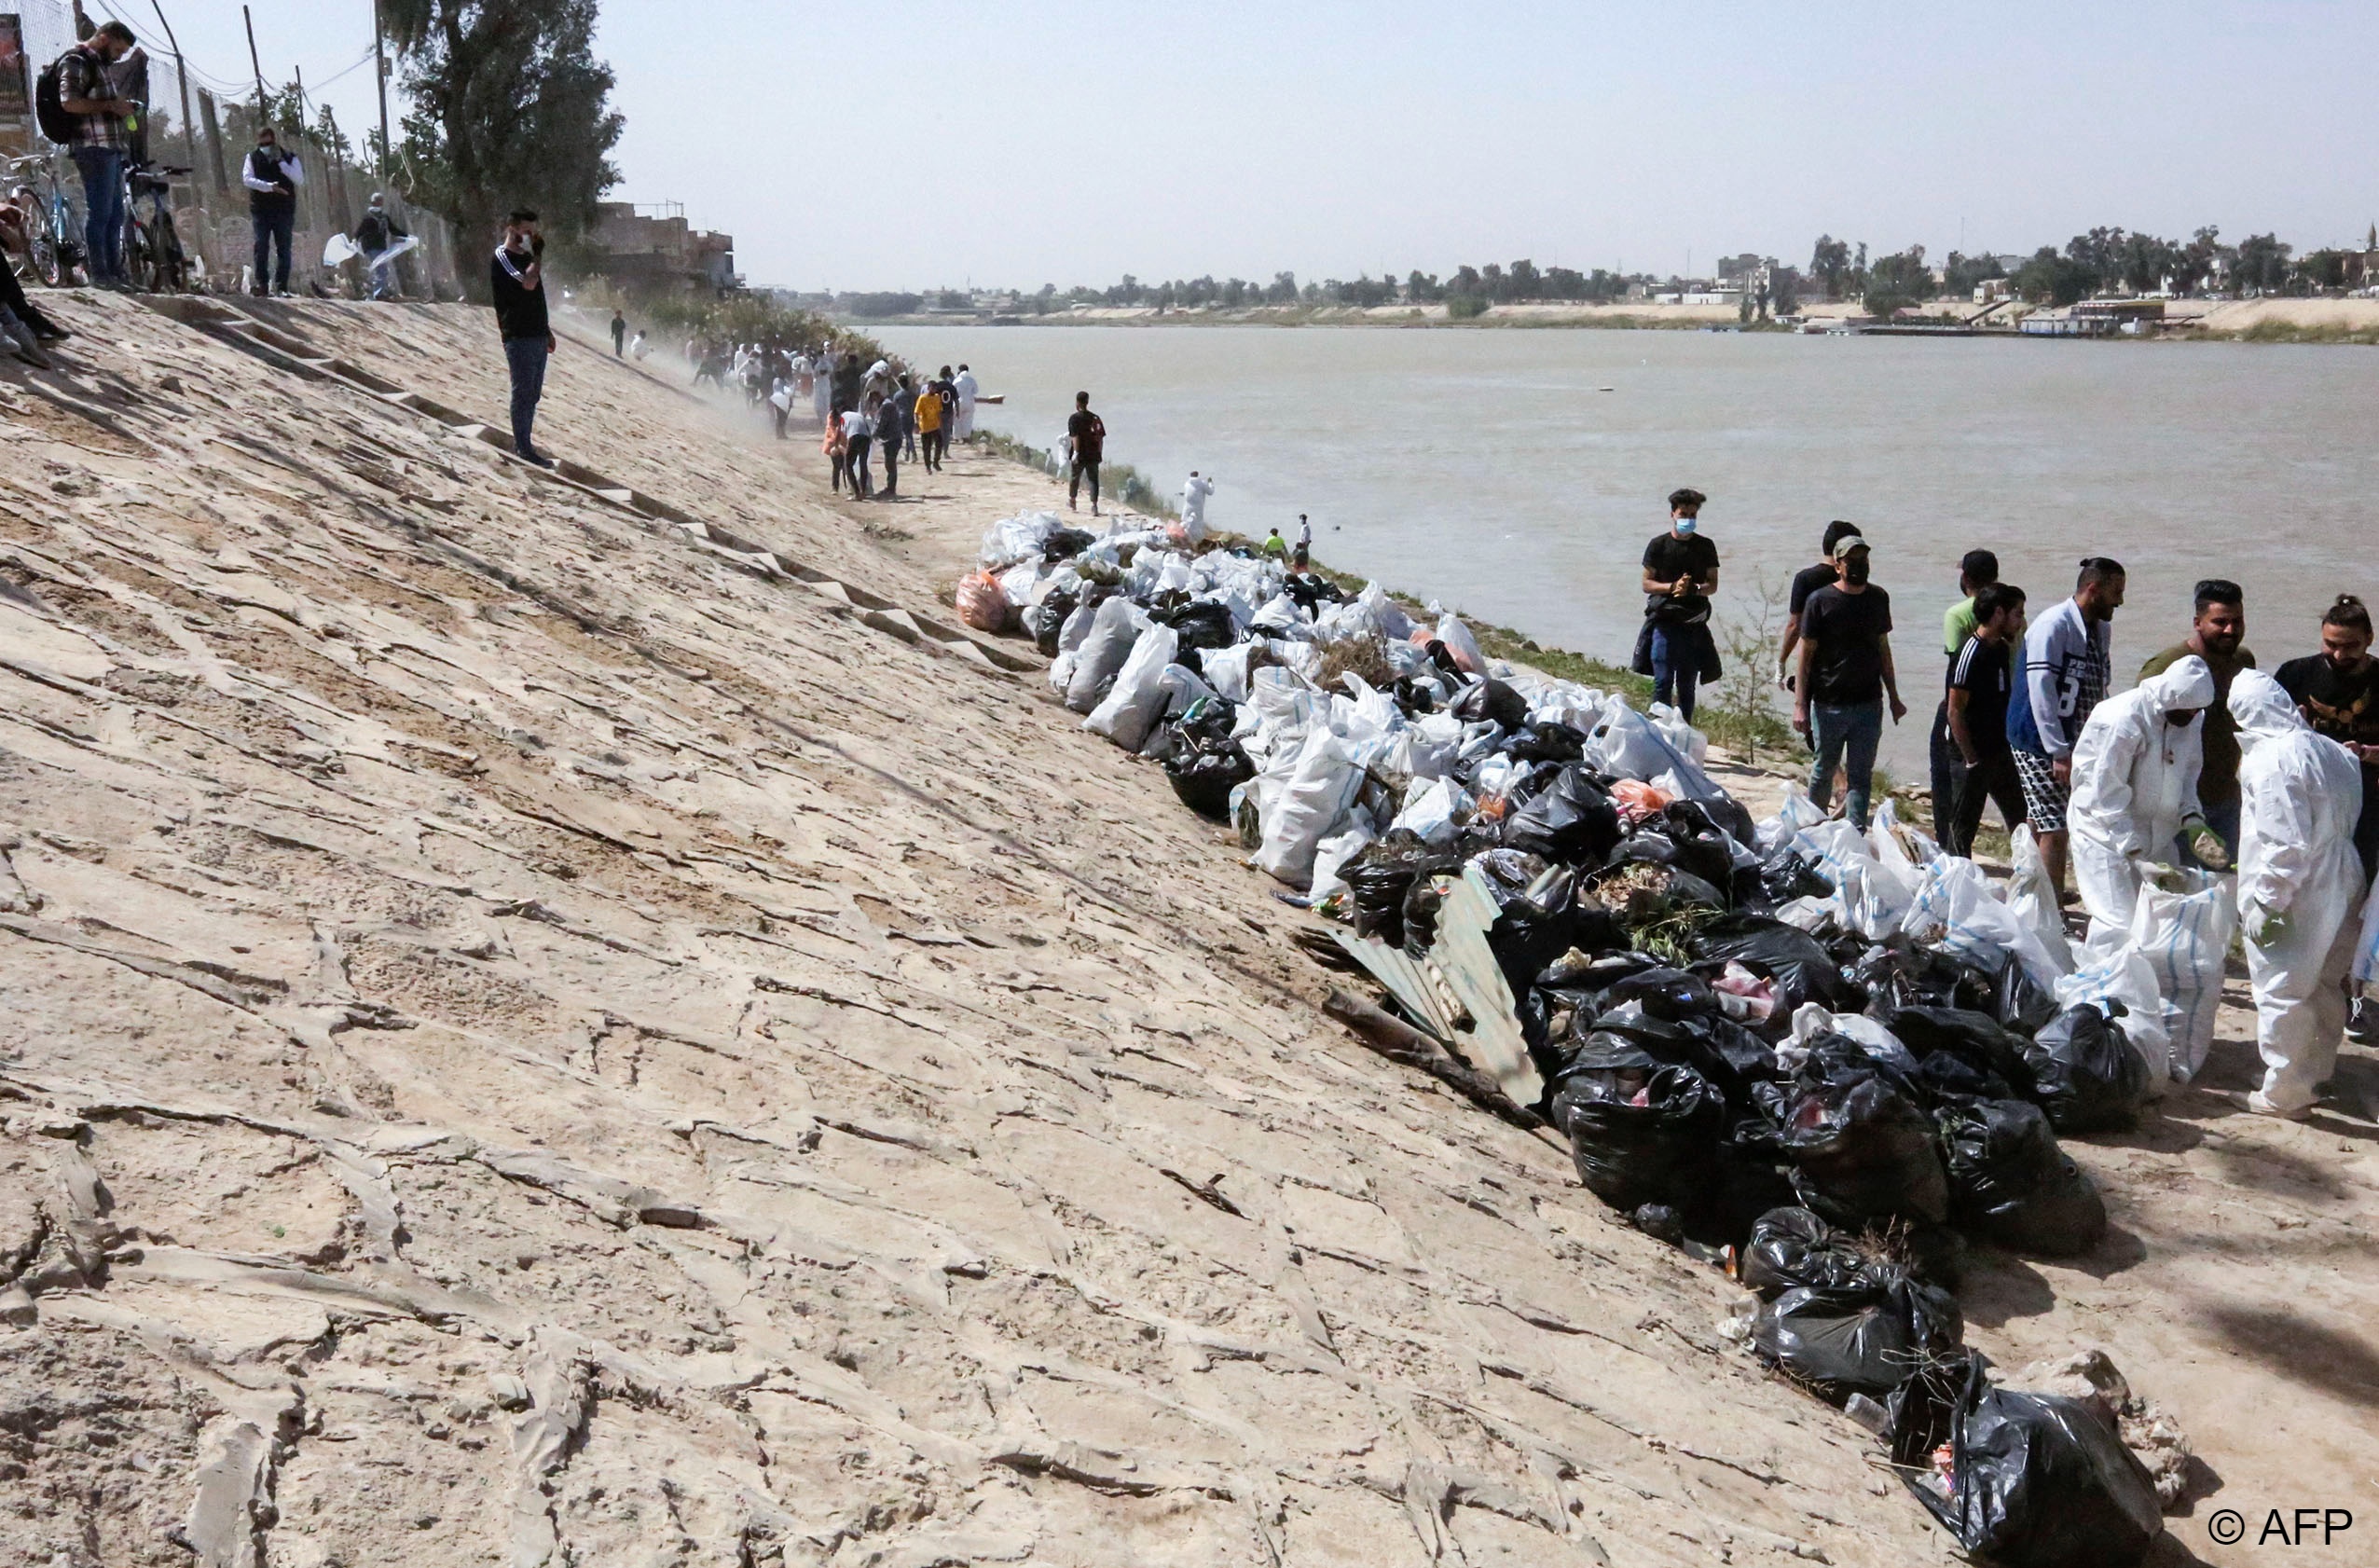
left=846, top=295, right=2379, bottom=343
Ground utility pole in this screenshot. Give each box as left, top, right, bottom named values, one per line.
left=372, top=0, right=392, bottom=186
left=148, top=3, right=197, bottom=169
left=242, top=6, right=267, bottom=116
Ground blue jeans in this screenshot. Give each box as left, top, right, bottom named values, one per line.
left=1649, top=625, right=1698, bottom=720
left=71, top=146, right=126, bottom=283
left=368, top=256, right=395, bottom=299
left=1808, top=699, right=1885, bottom=829
left=503, top=335, right=550, bottom=457
left=251, top=206, right=294, bottom=292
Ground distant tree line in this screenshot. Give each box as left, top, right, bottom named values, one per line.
left=1808, top=226, right=2372, bottom=313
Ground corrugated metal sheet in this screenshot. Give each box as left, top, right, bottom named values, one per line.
left=1333, top=861, right=1542, bottom=1107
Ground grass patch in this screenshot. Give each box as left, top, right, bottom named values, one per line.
left=2232, top=320, right=2379, bottom=346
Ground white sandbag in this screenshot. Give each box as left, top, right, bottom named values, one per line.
left=1201, top=643, right=1258, bottom=703
left=997, top=558, right=1048, bottom=608
left=1254, top=729, right=1364, bottom=888
left=1647, top=703, right=1710, bottom=765
left=1901, top=856, right=2064, bottom=992
left=1155, top=664, right=1217, bottom=720
left=1084, top=626, right=1179, bottom=750
left=1435, top=611, right=1486, bottom=674
left=1064, top=598, right=1149, bottom=713
left=2008, top=824, right=2076, bottom=975
left=1758, top=782, right=1828, bottom=853
left=1359, top=583, right=1413, bottom=641
left=1776, top=895, right=1837, bottom=932
left=1591, top=695, right=1723, bottom=798
left=982, top=511, right=1059, bottom=570
left=2056, top=941, right=2175, bottom=1084
left=1391, top=777, right=1471, bottom=846
left=1310, top=826, right=1374, bottom=904
left=2128, top=872, right=2237, bottom=1082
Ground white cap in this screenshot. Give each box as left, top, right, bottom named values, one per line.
left=1833, top=532, right=1871, bottom=556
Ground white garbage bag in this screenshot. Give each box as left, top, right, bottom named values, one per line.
left=2128, top=871, right=2237, bottom=1082
left=1201, top=643, right=1258, bottom=703
left=1084, top=626, right=1179, bottom=750
left=2008, top=824, right=2076, bottom=976
left=1757, top=782, right=1828, bottom=854
left=1064, top=598, right=1149, bottom=713
left=981, top=511, right=1059, bottom=570
left=1435, top=611, right=1486, bottom=674
left=1647, top=703, right=1710, bottom=765
left=2056, top=941, right=2175, bottom=1084
left=1390, top=777, right=1472, bottom=845
left=1310, top=825, right=1375, bottom=904
left=1359, top=583, right=1413, bottom=641
left=1901, top=855, right=2065, bottom=992
left=1254, top=729, right=1364, bottom=888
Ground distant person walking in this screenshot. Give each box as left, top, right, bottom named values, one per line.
left=1633, top=488, right=1720, bottom=722
left=879, top=381, right=909, bottom=498
left=489, top=211, right=557, bottom=467
left=2007, top=557, right=2125, bottom=898
left=240, top=123, right=303, bottom=298
left=1792, top=531, right=1906, bottom=830
left=823, top=407, right=848, bottom=493
left=610, top=310, right=627, bottom=355
left=1260, top=526, right=1287, bottom=559
left=953, top=364, right=979, bottom=439
left=1067, top=392, right=1106, bottom=515
left=914, top=378, right=944, bottom=472
left=843, top=399, right=876, bottom=499
left=54, top=21, right=139, bottom=290
left=1293, top=514, right=1312, bottom=570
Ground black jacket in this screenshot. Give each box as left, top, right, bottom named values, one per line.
left=489, top=246, right=549, bottom=341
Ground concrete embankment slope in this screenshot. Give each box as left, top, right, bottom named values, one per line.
left=0, top=296, right=1932, bottom=1566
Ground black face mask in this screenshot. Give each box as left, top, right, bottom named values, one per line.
left=1842, top=558, right=1871, bottom=587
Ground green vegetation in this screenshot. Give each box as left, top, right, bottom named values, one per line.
left=611, top=288, right=887, bottom=364
left=1445, top=295, right=1490, bottom=320
left=2233, top=319, right=2379, bottom=346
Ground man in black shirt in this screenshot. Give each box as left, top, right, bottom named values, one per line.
left=610, top=311, right=626, bottom=356
left=1067, top=392, right=1106, bottom=515
left=1944, top=582, right=2028, bottom=857
left=1634, top=487, right=1719, bottom=721
left=2276, top=593, right=2379, bottom=881
left=490, top=211, right=557, bottom=468
left=1792, top=532, right=1905, bottom=829
left=1775, top=519, right=1861, bottom=691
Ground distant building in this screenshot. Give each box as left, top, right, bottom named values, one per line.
left=585, top=202, right=739, bottom=295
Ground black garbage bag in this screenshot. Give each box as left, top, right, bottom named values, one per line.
left=1690, top=914, right=1863, bottom=1013
left=1451, top=678, right=1531, bottom=731
left=1605, top=834, right=1736, bottom=911
left=1759, top=845, right=1833, bottom=904
left=1753, top=1273, right=1964, bottom=1403
left=1341, top=836, right=1460, bottom=948
left=1997, top=960, right=2062, bottom=1034
left=1506, top=722, right=1588, bottom=763
left=1154, top=599, right=1238, bottom=664
left=1500, top=764, right=1623, bottom=866
left=1390, top=675, right=1439, bottom=714
left=1153, top=704, right=1254, bottom=821
left=1027, top=586, right=1079, bottom=656
left=1938, top=1098, right=2109, bottom=1257
left=1778, top=1045, right=1951, bottom=1228
left=1653, top=801, right=1743, bottom=893
left=1401, top=865, right=1462, bottom=956
left=1550, top=1056, right=1726, bottom=1214
left=1889, top=1007, right=2036, bottom=1102
left=1041, top=526, right=1096, bottom=561
left=1888, top=1354, right=2164, bottom=1568
left=1740, top=1206, right=1888, bottom=1297
left=1853, top=941, right=1996, bottom=1015
left=2023, top=1004, right=2152, bottom=1134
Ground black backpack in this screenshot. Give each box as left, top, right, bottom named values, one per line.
left=34, top=52, right=80, bottom=146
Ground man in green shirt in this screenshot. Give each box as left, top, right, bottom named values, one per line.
left=1931, top=549, right=2000, bottom=846
left=2140, top=578, right=2253, bottom=864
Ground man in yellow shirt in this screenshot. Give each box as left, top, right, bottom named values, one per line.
left=914, top=381, right=944, bottom=472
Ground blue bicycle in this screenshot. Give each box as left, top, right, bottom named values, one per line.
left=5, top=153, right=84, bottom=288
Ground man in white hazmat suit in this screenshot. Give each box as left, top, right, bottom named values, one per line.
left=2067, top=653, right=2220, bottom=944
left=2231, top=668, right=2370, bottom=1118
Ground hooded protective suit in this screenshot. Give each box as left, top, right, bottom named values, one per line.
left=2069, top=654, right=2215, bottom=944
left=2231, top=667, right=2369, bottom=1115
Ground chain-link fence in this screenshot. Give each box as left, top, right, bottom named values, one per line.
left=6, top=0, right=457, bottom=296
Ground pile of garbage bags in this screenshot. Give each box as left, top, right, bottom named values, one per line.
left=978, top=508, right=2182, bottom=1562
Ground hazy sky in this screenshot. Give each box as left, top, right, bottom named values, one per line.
left=136, top=0, right=2379, bottom=290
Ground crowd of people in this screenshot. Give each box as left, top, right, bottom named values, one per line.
left=1643, top=498, right=2379, bottom=1119
left=678, top=338, right=983, bottom=502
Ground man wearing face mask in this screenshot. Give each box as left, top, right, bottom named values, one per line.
left=1633, top=487, right=1721, bottom=722
left=489, top=211, right=557, bottom=468
left=1792, top=532, right=1905, bottom=830
left=2140, top=579, right=2254, bottom=868
left=2066, top=653, right=2216, bottom=948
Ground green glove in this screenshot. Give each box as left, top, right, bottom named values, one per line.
left=2184, top=823, right=2232, bottom=872
left=2245, top=901, right=2290, bottom=947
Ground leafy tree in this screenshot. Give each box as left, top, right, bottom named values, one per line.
left=1506, top=258, right=1541, bottom=299
left=1768, top=264, right=1801, bottom=315
left=2012, top=246, right=2097, bottom=306
left=1808, top=235, right=1851, bottom=300
left=1863, top=245, right=1932, bottom=316
left=1264, top=270, right=1300, bottom=304
left=1446, top=294, right=1489, bottom=319
left=1449, top=264, right=1482, bottom=297
left=1942, top=251, right=2005, bottom=296
left=385, top=0, right=625, bottom=286
left=1406, top=269, right=1441, bottom=303
left=2232, top=233, right=2291, bottom=295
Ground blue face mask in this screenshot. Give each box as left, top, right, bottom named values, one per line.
left=1674, top=516, right=1698, bottom=535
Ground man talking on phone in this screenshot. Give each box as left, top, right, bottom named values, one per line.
left=490, top=211, right=557, bottom=467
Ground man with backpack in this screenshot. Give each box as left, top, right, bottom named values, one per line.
left=47, top=21, right=141, bottom=289
left=353, top=194, right=408, bottom=301
left=241, top=125, right=304, bottom=296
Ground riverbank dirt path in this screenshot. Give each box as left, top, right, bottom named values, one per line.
left=0, top=295, right=2367, bottom=1567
